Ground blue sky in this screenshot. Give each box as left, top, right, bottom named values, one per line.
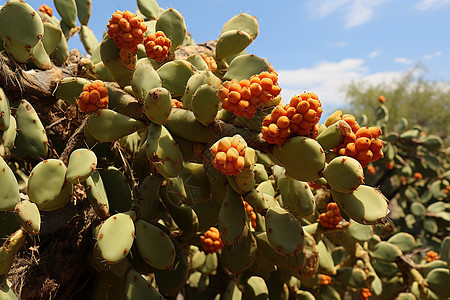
left=29, top=0, right=450, bottom=117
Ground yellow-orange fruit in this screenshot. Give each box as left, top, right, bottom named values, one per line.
left=200, top=227, right=224, bottom=254
left=378, top=95, right=386, bottom=103
left=211, top=135, right=248, bottom=176
left=143, top=31, right=171, bottom=62
left=107, top=10, right=147, bottom=54
left=334, top=115, right=384, bottom=167
left=39, top=4, right=53, bottom=16
left=261, top=92, right=323, bottom=145
left=172, top=99, right=183, bottom=108
left=319, top=275, right=332, bottom=285
left=243, top=200, right=257, bottom=229
left=414, top=172, right=423, bottom=180
left=359, top=288, right=372, bottom=300
left=201, top=54, right=217, bottom=72
left=318, top=202, right=343, bottom=229
left=218, top=68, right=281, bottom=118
left=77, top=81, right=109, bottom=113
left=425, top=250, right=439, bottom=262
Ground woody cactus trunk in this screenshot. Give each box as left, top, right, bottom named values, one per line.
left=0, top=0, right=448, bottom=299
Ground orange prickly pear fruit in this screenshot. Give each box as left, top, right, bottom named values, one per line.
left=77, top=81, right=109, bottom=113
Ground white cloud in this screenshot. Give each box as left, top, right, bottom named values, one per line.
left=369, top=51, right=380, bottom=58
left=307, top=0, right=389, bottom=28
left=277, top=58, right=405, bottom=109
left=423, top=51, right=442, bottom=59
left=395, top=57, right=414, bottom=65
left=415, top=0, right=450, bottom=10
left=313, top=0, right=351, bottom=17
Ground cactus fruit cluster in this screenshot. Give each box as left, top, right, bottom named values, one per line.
left=0, top=0, right=448, bottom=299
left=78, top=80, right=109, bottom=113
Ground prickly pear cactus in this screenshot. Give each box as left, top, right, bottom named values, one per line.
left=0, top=0, right=448, bottom=299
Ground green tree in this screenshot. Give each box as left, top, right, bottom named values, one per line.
left=343, top=67, right=450, bottom=139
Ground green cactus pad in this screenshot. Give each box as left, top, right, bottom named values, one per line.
left=131, top=58, right=162, bottom=103
left=255, top=232, right=306, bottom=273
left=42, top=22, right=62, bottom=55
left=156, top=60, right=196, bottom=97
left=14, top=100, right=48, bottom=159
left=27, top=159, right=72, bottom=211
left=54, top=0, right=77, bottom=28
left=139, top=175, right=163, bottom=222
left=273, top=136, right=326, bottom=182
left=331, top=185, right=389, bottom=225
left=221, top=13, right=259, bottom=40
left=135, top=219, right=175, bottom=270
left=323, top=156, right=365, bottom=193
left=254, top=163, right=268, bottom=183
left=105, top=85, right=143, bottom=119
left=96, top=212, right=135, bottom=264
left=317, top=240, right=335, bottom=274
left=422, top=135, right=443, bottom=150
left=91, top=61, right=114, bottom=81
left=86, top=109, right=146, bottom=143
left=31, top=40, right=51, bottom=70
left=221, top=225, right=257, bottom=274
left=75, top=0, right=91, bottom=25
left=316, top=120, right=352, bottom=151
left=51, top=29, right=69, bottom=65
left=14, top=200, right=40, bottom=235
left=125, top=268, right=164, bottom=299
left=154, top=240, right=189, bottom=297
left=37, top=9, right=60, bottom=26
left=80, top=25, right=98, bottom=55
left=0, top=228, right=26, bottom=278
left=387, top=232, right=416, bottom=253
left=185, top=54, right=209, bottom=71
left=265, top=206, right=304, bottom=257
left=137, top=0, right=160, bottom=20
left=55, top=77, right=90, bottom=105
left=244, top=189, right=279, bottom=214
left=159, top=178, right=199, bottom=239
left=278, top=177, right=316, bottom=218
left=101, top=166, right=132, bottom=213
left=345, top=222, right=373, bottom=241
left=0, top=280, right=17, bottom=299
left=181, top=73, right=207, bottom=109
left=425, top=268, right=450, bottom=298
left=145, top=123, right=183, bottom=178
left=242, top=276, right=269, bottom=299
left=164, top=108, right=215, bottom=143
left=191, top=84, right=220, bottom=126
left=182, top=71, right=221, bottom=109
left=255, top=180, right=275, bottom=197
left=144, top=87, right=172, bottom=125
left=0, top=0, right=43, bottom=48
left=0, top=88, right=10, bottom=131
left=335, top=267, right=366, bottom=288
left=155, top=8, right=186, bottom=53
left=179, top=162, right=211, bottom=203
left=100, top=36, right=135, bottom=87
left=223, top=54, right=270, bottom=81
left=2, top=39, right=32, bottom=63
left=216, top=30, right=253, bottom=60
left=369, top=241, right=403, bottom=262
left=0, top=156, right=20, bottom=211
left=66, top=148, right=97, bottom=184
left=218, top=185, right=247, bottom=245
left=83, top=170, right=109, bottom=219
